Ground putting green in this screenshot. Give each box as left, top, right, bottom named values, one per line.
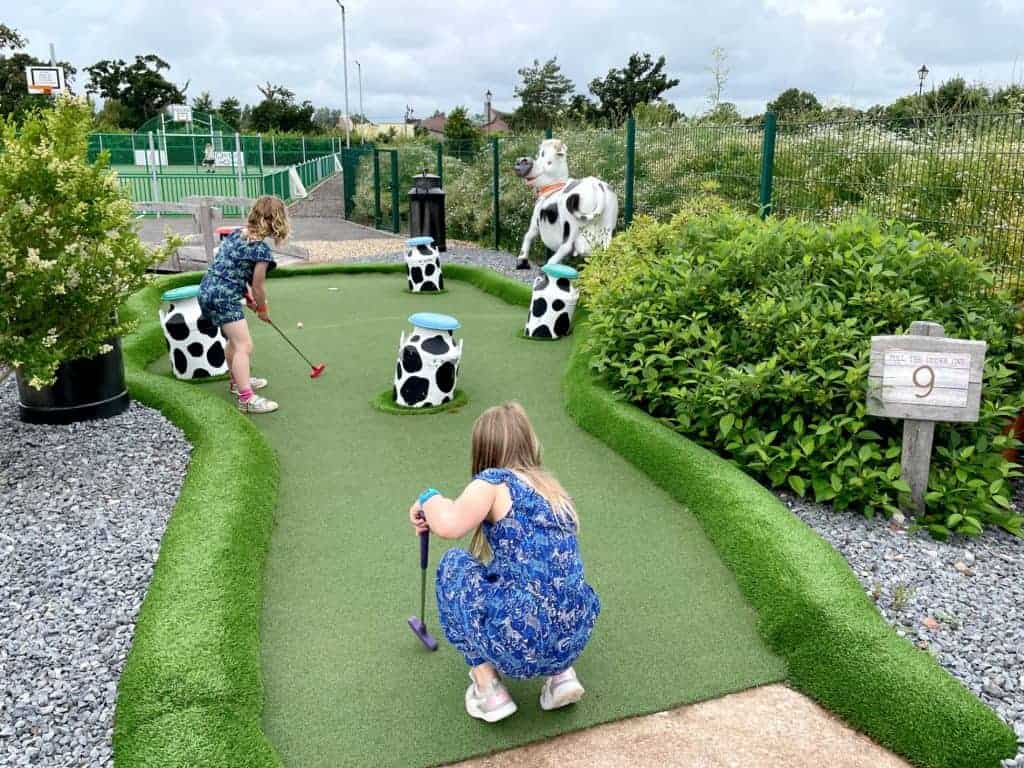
left=192, top=273, right=785, bottom=767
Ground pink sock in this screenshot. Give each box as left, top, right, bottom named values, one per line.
left=238, top=387, right=253, bottom=403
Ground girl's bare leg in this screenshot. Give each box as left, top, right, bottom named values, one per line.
left=220, top=319, right=252, bottom=393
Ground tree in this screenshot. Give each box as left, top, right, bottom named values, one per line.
left=766, top=88, right=822, bottom=120
left=0, top=25, right=78, bottom=120
left=588, top=52, right=680, bottom=126
left=993, top=84, right=1024, bottom=111
left=192, top=91, right=214, bottom=112
left=511, top=57, right=575, bottom=130
left=700, top=102, right=742, bottom=124
left=705, top=47, right=729, bottom=109
left=217, top=97, right=241, bottom=128
left=634, top=100, right=683, bottom=126
left=248, top=83, right=315, bottom=133
left=85, top=55, right=186, bottom=127
left=443, top=106, right=481, bottom=151
left=566, top=94, right=601, bottom=126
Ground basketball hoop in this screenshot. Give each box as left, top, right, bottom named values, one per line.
left=37, top=85, right=53, bottom=96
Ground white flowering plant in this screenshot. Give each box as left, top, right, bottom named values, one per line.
left=0, top=97, right=166, bottom=389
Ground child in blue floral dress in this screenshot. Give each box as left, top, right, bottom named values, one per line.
left=409, top=401, right=600, bottom=723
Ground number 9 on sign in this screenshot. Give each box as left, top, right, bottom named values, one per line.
left=913, top=365, right=935, bottom=399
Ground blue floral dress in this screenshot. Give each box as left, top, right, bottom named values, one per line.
left=436, top=468, right=601, bottom=678
left=198, top=230, right=276, bottom=327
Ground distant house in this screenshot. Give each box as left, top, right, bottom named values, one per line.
left=417, top=111, right=447, bottom=139
left=481, top=91, right=510, bottom=134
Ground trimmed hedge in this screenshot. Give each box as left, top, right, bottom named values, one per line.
left=564, top=318, right=1018, bottom=768
left=115, top=264, right=1015, bottom=768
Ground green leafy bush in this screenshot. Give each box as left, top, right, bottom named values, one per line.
left=580, top=208, right=1024, bottom=537
left=0, top=97, right=164, bottom=387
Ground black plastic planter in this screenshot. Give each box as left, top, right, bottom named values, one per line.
left=16, top=338, right=130, bottom=425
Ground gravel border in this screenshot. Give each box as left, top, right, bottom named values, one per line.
left=780, top=490, right=1024, bottom=767
left=0, top=379, right=190, bottom=767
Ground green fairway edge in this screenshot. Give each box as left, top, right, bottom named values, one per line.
left=563, top=317, right=1018, bottom=768
left=114, top=264, right=1016, bottom=768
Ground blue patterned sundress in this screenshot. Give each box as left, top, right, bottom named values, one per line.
left=435, top=468, right=601, bottom=678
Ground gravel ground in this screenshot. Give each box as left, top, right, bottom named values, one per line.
left=0, top=379, right=190, bottom=767
left=349, top=243, right=540, bottom=284
left=781, top=490, right=1024, bottom=767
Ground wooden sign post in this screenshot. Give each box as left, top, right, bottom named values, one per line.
left=867, top=321, right=987, bottom=515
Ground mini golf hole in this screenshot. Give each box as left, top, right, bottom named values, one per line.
left=371, top=388, right=468, bottom=416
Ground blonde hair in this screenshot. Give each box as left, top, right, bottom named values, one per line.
left=245, top=195, right=290, bottom=245
left=469, top=401, right=578, bottom=561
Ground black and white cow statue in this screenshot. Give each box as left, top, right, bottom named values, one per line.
left=513, top=139, right=618, bottom=270
left=405, top=236, right=444, bottom=293
left=158, top=285, right=229, bottom=380
left=525, top=264, right=580, bottom=339
left=394, top=312, right=463, bottom=408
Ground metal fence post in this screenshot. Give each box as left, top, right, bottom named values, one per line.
left=492, top=137, right=500, bottom=250
left=271, top=135, right=277, bottom=167
left=389, top=149, right=400, bottom=234
left=373, top=148, right=382, bottom=229
left=758, top=112, right=778, bottom=219
left=258, top=135, right=264, bottom=176
left=235, top=132, right=245, bottom=197
left=436, top=142, right=443, bottom=185
left=302, top=136, right=307, bottom=163
left=147, top=132, right=160, bottom=210
left=624, top=117, right=636, bottom=228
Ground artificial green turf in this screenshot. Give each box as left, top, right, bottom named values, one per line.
left=371, top=387, right=469, bottom=415
left=188, top=273, right=785, bottom=768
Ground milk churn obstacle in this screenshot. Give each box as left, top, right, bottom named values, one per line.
left=405, top=237, right=444, bottom=293
left=158, top=284, right=229, bottom=380
left=394, top=313, right=463, bottom=408
left=525, top=264, right=579, bottom=339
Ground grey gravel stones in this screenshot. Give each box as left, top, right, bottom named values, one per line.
left=355, top=245, right=541, bottom=283
left=0, top=379, right=189, bottom=767
left=780, top=490, right=1024, bottom=767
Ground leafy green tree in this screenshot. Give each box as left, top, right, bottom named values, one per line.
left=192, top=91, right=214, bottom=112
left=588, top=52, right=680, bottom=126
left=566, top=94, right=601, bottom=126
left=217, top=97, right=241, bottom=128
left=993, top=84, right=1024, bottom=111
left=0, top=25, right=77, bottom=120
left=767, top=88, right=821, bottom=120
left=634, top=100, right=683, bottom=126
left=248, top=82, right=315, bottom=133
left=511, top=57, right=575, bottom=130
left=239, top=103, right=253, bottom=130
left=443, top=106, right=481, bottom=152
left=700, top=101, right=742, bottom=124
left=84, top=55, right=186, bottom=127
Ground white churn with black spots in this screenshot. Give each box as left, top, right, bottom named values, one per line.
left=525, top=263, right=580, bottom=339
left=394, top=312, right=463, bottom=407
left=158, top=284, right=230, bottom=380
left=404, top=236, right=444, bottom=293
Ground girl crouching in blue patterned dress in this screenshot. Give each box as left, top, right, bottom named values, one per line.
left=408, top=401, right=600, bottom=723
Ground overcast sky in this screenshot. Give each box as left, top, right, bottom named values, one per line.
left=8, top=0, right=1024, bottom=121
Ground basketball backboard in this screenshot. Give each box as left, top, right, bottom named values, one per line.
left=25, top=66, right=65, bottom=95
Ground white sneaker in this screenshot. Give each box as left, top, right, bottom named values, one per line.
left=464, top=674, right=517, bottom=723
left=238, top=394, right=279, bottom=414
left=540, top=668, right=585, bottom=710
left=230, top=377, right=268, bottom=394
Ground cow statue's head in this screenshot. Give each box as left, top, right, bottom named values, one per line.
left=514, top=139, right=569, bottom=191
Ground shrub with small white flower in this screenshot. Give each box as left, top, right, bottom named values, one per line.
left=0, top=97, right=163, bottom=389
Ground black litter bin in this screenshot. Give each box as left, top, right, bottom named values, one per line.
left=409, top=172, right=446, bottom=252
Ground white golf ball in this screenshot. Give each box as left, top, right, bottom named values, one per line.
left=296, top=322, right=304, bottom=329
left=328, top=287, right=340, bottom=292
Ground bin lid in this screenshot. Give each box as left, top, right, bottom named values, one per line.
left=406, top=236, right=435, bottom=247
left=161, top=284, right=202, bottom=302
left=541, top=263, right=579, bottom=280
left=409, top=312, right=460, bottom=331
left=411, top=172, right=443, bottom=192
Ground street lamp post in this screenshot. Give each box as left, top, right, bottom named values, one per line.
left=335, top=0, right=351, bottom=148
left=917, top=64, right=929, bottom=98
left=355, top=59, right=364, bottom=143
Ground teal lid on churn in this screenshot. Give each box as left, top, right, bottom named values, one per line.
left=541, top=263, right=579, bottom=279
left=160, top=284, right=202, bottom=302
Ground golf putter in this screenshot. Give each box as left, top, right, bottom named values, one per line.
left=408, top=520, right=438, bottom=651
